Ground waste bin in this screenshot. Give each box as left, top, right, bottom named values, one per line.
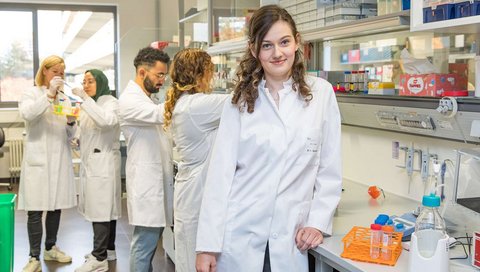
left=0, top=193, right=16, bottom=272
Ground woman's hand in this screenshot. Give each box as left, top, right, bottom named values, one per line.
left=72, top=87, right=87, bottom=100
left=48, top=76, right=63, bottom=98
left=295, top=227, right=324, bottom=251
left=196, top=252, right=217, bottom=272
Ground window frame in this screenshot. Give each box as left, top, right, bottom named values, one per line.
left=0, top=2, right=118, bottom=107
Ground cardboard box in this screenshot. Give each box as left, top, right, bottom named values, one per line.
left=399, top=74, right=459, bottom=97
left=448, top=63, right=468, bottom=89
left=368, top=82, right=395, bottom=95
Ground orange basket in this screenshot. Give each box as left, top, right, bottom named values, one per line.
left=340, top=226, right=403, bottom=266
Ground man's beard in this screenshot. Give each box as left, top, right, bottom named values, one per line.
left=144, top=76, right=160, bottom=94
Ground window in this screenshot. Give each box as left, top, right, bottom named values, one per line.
left=0, top=11, right=34, bottom=102
left=0, top=4, right=117, bottom=104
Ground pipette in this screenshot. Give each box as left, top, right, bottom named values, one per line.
left=61, top=82, right=83, bottom=102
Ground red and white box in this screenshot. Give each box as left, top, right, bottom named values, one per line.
left=399, top=74, right=460, bottom=97
left=474, top=231, right=480, bottom=269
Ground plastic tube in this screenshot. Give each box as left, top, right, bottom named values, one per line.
left=370, top=224, right=382, bottom=259
left=381, top=225, right=394, bottom=260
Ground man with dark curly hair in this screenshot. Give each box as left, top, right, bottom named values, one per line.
left=118, top=46, right=174, bottom=272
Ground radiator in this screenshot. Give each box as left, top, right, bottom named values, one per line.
left=4, top=139, right=24, bottom=190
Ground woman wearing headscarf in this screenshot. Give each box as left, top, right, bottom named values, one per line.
left=72, top=69, right=121, bottom=272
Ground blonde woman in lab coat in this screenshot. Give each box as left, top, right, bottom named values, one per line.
left=18, top=55, right=76, bottom=272
left=196, top=5, right=342, bottom=272
left=163, top=48, right=228, bottom=272
left=72, top=69, right=121, bottom=272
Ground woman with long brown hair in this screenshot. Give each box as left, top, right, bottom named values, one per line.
left=163, top=48, right=228, bottom=272
left=195, top=5, right=342, bottom=272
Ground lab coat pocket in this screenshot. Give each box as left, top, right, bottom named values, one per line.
left=294, top=201, right=310, bottom=235
left=25, top=142, right=46, bottom=166
left=295, top=128, right=322, bottom=166
left=132, top=162, right=162, bottom=198
left=85, top=152, right=110, bottom=178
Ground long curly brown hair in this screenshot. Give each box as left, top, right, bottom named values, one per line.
left=163, top=48, right=214, bottom=130
left=232, top=5, right=311, bottom=113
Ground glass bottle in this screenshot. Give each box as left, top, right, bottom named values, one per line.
left=414, top=194, right=446, bottom=258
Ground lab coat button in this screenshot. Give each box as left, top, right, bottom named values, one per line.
left=272, top=233, right=278, bottom=239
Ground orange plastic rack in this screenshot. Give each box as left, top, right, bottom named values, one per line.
left=341, top=226, right=403, bottom=266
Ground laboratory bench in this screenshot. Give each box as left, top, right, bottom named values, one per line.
left=310, top=179, right=477, bottom=272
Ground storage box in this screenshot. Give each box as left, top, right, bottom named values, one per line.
left=325, top=14, right=365, bottom=25
left=340, top=53, right=349, bottom=64
left=368, top=82, right=396, bottom=95
left=399, top=74, right=460, bottom=97
left=473, top=1, right=480, bottom=16
left=348, top=49, right=360, bottom=63
left=455, top=1, right=471, bottom=18
left=0, top=194, right=16, bottom=272
left=448, top=63, right=468, bottom=90
left=424, top=4, right=455, bottom=23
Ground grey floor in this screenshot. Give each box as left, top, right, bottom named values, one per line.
left=1, top=183, right=175, bottom=272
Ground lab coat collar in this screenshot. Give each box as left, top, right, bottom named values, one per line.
left=259, top=77, right=294, bottom=95
left=127, top=80, right=154, bottom=102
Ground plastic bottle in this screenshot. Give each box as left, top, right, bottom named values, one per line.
left=344, top=71, right=352, bottom=91
left=414, top=193, right=446, bottom=258
left=370, top=224, right=382, bottom=259
left=381, top=225, right=394, bottom=260
left=72, top=101, right=81, bottom=116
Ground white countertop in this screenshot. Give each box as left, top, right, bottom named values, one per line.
left=310, top=179, right=477, bottom=272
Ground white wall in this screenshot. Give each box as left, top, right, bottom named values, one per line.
left=342, top=125, right=480, bottom=233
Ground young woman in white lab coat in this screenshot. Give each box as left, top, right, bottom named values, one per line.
left=18, top=55, right=76, bottom=272
left=72, top=69, right=121, bottom=272
left=163, top=48, right=228, bottom=272
left=196, top=5, right=342, bottom=272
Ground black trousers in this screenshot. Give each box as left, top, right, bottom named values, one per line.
left=92, top=220, right=117, bottom=261
left=263, top=242, right=271, bottom=272
left=27, top=210, right=61, bottom=259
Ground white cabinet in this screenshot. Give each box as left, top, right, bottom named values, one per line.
left=410, top=1, right=480, bottom=33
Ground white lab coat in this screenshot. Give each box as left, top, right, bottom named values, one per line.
left=171, top=93, right=229, bottom=272
left=196, top=76, right=342, bottom=271
left=18, top=87, right=77, bottom=211
left=119, top=80, right=174, bottom=227
left=77, top=95, right=122, bottom=222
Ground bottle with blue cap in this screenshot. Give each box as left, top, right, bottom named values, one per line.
left=415, top=193, right=446, bottom=238
left=408, top=193, right=449, bottom=272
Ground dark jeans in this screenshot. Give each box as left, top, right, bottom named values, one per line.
left=263, top=242, right=271, bottom=272
left=27, top=210, right=61, bottom=259
left=92, top=220, right=117, bottom=261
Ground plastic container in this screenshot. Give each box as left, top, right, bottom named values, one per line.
left=341, top=226, right=403, bottom=266
left=414, top=193, right=446, bottom=258
left=381, top=225, right=394, bottom=260
left=423, top=4, right=455, bottom=23
left=0, top=193, right=17, bottom=272
left=370, top=223, right=382, bottom=259
left=344, top=71, right=352, bottom=91
left=53, top=100, right=80, bottom=117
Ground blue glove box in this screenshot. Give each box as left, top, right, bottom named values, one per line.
left=423, top=4, right=455, bottom=23
left=455, top=1, right=472, bottom=18
left=472, top=0, right=480, bottom=16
